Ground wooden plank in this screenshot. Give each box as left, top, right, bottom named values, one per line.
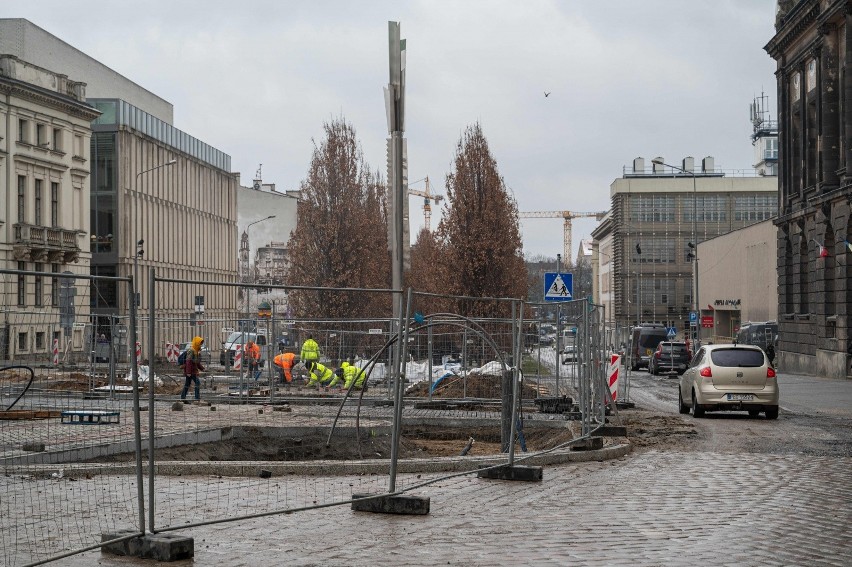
left=0, top=410, right=62, bottom=420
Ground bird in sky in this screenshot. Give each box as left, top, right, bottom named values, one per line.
left=544, top=91, right=551, bottom=97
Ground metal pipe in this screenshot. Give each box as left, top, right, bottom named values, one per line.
left=129, top=276, right=145, bottom=533
left=388, top=290, right=409, bottom=493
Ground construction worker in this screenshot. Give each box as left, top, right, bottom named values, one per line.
left=328, top=361, right=346, bottom=389
left=273, top=347, right=298, bottom=385
left=305, top=360, right=334, bottom=389
left=245, top=339, right=262, bottom=381
left=343, top=361, right=367, bottom=390
left=300, top=334, right=320, bottom=366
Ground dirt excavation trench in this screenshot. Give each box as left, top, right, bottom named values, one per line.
left=90, top=411, right=696, bottom=463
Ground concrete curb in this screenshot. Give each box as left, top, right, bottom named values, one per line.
left=6, top=441, right=631, bottom=478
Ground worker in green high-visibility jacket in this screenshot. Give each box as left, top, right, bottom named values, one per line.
left=306, top=360, right=333, bottom=388
left=300, top=335, right=320, bottom=366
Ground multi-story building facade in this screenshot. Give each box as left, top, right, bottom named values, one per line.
left=766, top=0, right=852, bottom=378
left=608, top=156, right=777, bottom=344
left=0, top=55, right=100, bottom=360
left=1, top=19, right=240, bottom=355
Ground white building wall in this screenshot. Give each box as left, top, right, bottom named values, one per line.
left=697, top=219, right=778, bottom=341
left=237, top=184, right=299, bottom=269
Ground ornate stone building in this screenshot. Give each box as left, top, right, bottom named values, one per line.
left=0, top=55, right=100, bottom=359
left=765, top=0, right=852, bottom=378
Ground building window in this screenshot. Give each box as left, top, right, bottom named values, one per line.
left=734, top=194, right=775, bottom=222
left=74, top=134, right=84, bottom=158
left=17, top=262, right=26, bottom=306
left=18, top=332, right=28, bottom=352
left=51, top=263, right=60, bottom=306
left=799, top=235, right=809, bottom=313
left=807, top=59, right=817, bottom=92
left=36, top=123, right=47, bottom=146
left=18, top=119, right=28, bottom=142
left=684, top=195, right=728, bottom=222
left=52, top=128, right=62, bottom=151
left=35, top=332, right=45, bottom=350
left=51, top=182, right=59, bottom=227
left=34, top=180, right=42, bottom=226
left=792, top=72, right=801, bottom=102
left=17, top=176, right=26, bottom=222
left=34, top=263, right=43, bottom=307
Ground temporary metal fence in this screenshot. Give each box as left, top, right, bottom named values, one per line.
left=1, top=267, right=618, bottom=566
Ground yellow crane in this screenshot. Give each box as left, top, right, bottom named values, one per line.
left=519, top=210, right=607, bottom=265
left=408, top=176, right=444, bottom=232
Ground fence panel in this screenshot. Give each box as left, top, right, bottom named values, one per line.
left=0, top=271, right=143, bottom=566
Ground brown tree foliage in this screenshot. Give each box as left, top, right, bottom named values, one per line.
left=430, top=123, right=528, bottom=317
left=408, top=227, right=452, bottom=315
left=287, top=119, right=391, bottom=319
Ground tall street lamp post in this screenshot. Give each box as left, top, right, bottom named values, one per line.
left=133, top=160, right=176, bottom=300
left=652, top=158, right=699, bottom=347
left=242, top=214, right=276, bottom=340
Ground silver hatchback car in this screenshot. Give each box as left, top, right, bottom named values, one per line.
left=678, top=344, right=779, bottom=419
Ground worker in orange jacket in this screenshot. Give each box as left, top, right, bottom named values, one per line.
left=245, top=340, right=262, bottom=381
left=273, top=348, right=298, bottom=385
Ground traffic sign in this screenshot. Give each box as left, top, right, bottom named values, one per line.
left=689, top=311, right=697, bottom=322
left=666, top=326, right=677, bottom=338
left=543, top=272, right=573, bottom=302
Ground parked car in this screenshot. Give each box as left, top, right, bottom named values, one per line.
left=648, top=341, right=690, bottom=375
left=678, top=344, right=779, bottom=419
left=562, top=344, right=577, bottom=364
left=177, top=342, right=212, bottom=366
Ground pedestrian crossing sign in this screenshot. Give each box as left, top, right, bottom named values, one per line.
left=543, top=272, right=573, bottom=302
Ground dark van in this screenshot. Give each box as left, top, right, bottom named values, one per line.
left=630, top=324, right=669, bottom=370
left=736, top=321, right=778, bottom=350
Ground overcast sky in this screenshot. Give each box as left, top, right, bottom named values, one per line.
left=6, top=0, right=779, bottom=262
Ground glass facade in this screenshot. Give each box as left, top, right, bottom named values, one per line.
left=89, top=99, right=230, bottom=171
left=91, top=132, right=117, bottom=255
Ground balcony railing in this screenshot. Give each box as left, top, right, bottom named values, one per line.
left=13, top=223, right=82, bottom=263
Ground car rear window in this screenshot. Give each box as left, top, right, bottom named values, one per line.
left=710, top=348, right=764, bottom=367
left=639, top=332, right=668, bottom=348
left=661, top=344, right=687, bottom=353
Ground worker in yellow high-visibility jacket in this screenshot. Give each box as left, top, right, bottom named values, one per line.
left=300, top=335, right=319, bottom=366
left=343, top=361, right=367, bottom=390
left=306, top=360, right=333, bottom=388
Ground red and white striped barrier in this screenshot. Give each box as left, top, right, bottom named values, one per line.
left=165, top=342, right=178, bottom=363
left=52, top=338, right=59, bottom=365
left=135, top=341, right=141, bottom=366
left=233, top=344, right=243, bottom=370
left=607, top=354, right=620, bottom=402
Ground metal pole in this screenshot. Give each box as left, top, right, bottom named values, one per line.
left=427, top=323, right=433, bottom=402
left=129, top=276, right=145, bottom=534
left=508, top=300, right=523, bottom=465
left=555, top=254, right=561, bottom=395
left=147, top=267, right=156, bottom=533
left=388, top=290, right=409, bottom=493
left=692, top=172, right=700, bottom=348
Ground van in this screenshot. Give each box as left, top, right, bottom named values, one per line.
left=736, top=321, right=778, bottom=351
left=219, top=331, right=268, bottom=366
left=630, top=324, right=669, bottom=370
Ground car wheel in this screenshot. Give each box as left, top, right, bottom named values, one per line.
left=765, top=406, right=779, bottom=420
left=748, top=409, right=760, bottom=418
left=691, top=390, right=705, bottom=418
left=678, top=389, right=690, bottom=414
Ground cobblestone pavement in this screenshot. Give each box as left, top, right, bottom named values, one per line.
left=5, top=369, right=852, bottom=566
left=19, top=448, right=852, bottom=567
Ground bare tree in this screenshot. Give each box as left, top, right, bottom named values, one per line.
left=433, top=123, right=527, bottom=317
left=287, top=119, right=391, bottom=319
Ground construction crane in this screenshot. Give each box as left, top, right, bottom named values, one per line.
left=408, top=176, right=444, bottom=232
left=519, top=210, right=607, bottom=265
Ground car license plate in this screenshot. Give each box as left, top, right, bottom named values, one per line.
left=727, top=393, right=755, bottom=401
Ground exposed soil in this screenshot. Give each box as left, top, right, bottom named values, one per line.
left=406, top=373, right=540, bottom=399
